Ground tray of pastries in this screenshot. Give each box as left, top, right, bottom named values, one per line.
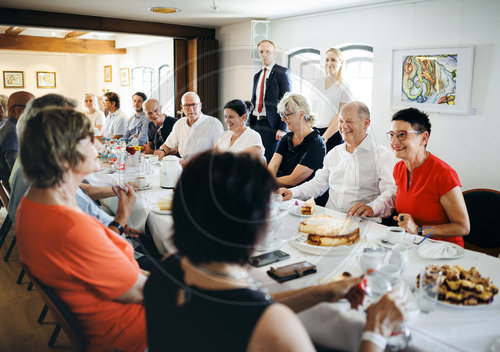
left=417, top=265, right=499, bottom=307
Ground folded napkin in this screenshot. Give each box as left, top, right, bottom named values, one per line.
left=417, top=241, right=460, bottom=259
left=84, top=172, right=127, bottom=188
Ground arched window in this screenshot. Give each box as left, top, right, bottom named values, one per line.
left=338, top=44, right=374, bottom=109
left=131, top=66, right=154, bottom=99
left=286, top=48, right=321, bottom=97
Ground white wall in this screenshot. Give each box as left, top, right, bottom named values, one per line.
left=0, top=37, right=174, bottom=117
left=217, top=0, right=500, bottom=191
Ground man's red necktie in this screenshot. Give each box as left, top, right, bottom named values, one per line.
left=257, top=67, right=267, bottom=113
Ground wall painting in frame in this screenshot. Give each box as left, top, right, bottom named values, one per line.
left=391, top=46, right=474, bottom=114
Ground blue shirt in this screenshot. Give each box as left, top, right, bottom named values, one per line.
left=124, top=111, right=149, bottom=145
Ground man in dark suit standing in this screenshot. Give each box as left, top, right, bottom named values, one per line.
left=250, top=40, right=291, bottom=162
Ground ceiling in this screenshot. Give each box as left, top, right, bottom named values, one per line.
left=0, top=0, right=421, bottom=28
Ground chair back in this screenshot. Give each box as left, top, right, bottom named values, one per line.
left=0, top=180, right=10, bottom=210
left=23, top=265, right=87, bottom=351
left=463, top=188, right=500, bottom=248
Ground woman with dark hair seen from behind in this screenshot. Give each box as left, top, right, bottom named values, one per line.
left=144, top=151, right=406, bottom=352
left=16, top=107, right=147, bottom=351
left=268, top=92, right=326, bottom=188
left=215, top=99, right=265, bottom=160
left=389, top=107, right=470, bottom=247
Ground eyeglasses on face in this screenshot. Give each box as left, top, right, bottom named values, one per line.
left=386, top=130, right=423, bottom=141
left=182, top=103, right=200, bottom=109
left=12, top=104, right=26, bottom=108
left=279, top=111, right=294, bottom=119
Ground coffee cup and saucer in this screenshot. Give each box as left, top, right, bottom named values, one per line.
left=135, top=176, right=151, bottom=190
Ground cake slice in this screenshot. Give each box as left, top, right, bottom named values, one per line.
left=301, top=197, right=316, bottom=215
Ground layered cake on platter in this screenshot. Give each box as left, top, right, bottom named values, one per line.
left=298, top=214, right=360, bottom=247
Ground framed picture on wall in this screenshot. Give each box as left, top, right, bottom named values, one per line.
left=104, top=65, right=112, bottom=82
left=3, top=71, right=24, bottom=88
left=120, top=68, right=130, bottom=86
left=36, top=71, right=56, bottom=88
left=391, top=46, right=474, bottom=114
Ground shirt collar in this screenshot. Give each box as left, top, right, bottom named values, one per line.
left=262, top=62, right=276, bottom=71
left=185, top=113, right=205, bottom=128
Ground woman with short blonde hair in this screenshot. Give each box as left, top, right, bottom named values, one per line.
left=268, top=92, right=325, bottom=187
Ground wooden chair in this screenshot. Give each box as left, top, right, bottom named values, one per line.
left=23, top=265, right=87, bottom=351
left=463, top=188, right=500, bottom=257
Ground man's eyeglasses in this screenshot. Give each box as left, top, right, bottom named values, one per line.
left=386, top=130, right=423, bottom=141
left=182, top=103, right=200, bottom=109
left=279, top=111, right=294, bottom=119
left=12, top=104, right=26, bottom=108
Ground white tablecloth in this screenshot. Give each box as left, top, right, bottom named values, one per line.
left=94, top=167, right=500, bottom=352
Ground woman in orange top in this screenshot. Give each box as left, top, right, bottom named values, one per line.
left=389, top=108, right=470, bottom=247
left=16, top=107, right=147, bottom=351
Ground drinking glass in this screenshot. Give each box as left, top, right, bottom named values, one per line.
left=418, top=266, right=443, bottom=313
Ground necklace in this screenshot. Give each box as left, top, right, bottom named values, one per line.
left=193, top=263, right=272, bottom=301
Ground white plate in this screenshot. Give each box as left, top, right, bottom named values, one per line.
left=377, top=238, right=397, bottom=249
left=437, top=298, right=497, bottom=309
left=137, top=184, right=152, bottom=191
left=417, top=241, right=465, bottom=259
left=150, top=205, right=171, bottom=215
left=289, top=232, right=362, bottom=256
left=288, top=206, right=323, bottom=217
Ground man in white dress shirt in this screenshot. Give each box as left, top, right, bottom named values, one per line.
left=154, top=92, right=223, bottom=161
left=278, top=101, right=396, bottom=218
left=102, top=92, right=128, bottom=139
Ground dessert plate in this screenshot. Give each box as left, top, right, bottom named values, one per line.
left=137, top=183, right=152, bottom=191
left=150, top=205, right=171, bottom=215
left=289, top=207, right=323, bottom=217
left=290, top=232, right=362, bottom=256
left=417, top=241, right=465, bottom=259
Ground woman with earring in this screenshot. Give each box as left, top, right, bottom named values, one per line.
left=309, top=48, right=354, bottom=152
left=268, top=93, right=326, bottom=188
left=215, top=99, right=265, bottom=160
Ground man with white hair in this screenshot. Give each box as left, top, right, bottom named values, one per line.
left=278, top=101, right=397, bottom=218
left=154, top=92, right=223, bottom=161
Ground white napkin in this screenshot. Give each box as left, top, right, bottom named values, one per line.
left=417, top=241, right=460, bottom=259
left=84, top=172, right=127, bottom=188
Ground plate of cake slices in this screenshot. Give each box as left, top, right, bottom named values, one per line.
left=417, top=264, right=499, bottom=308
left=290, top=215, right=362, bottom=256
left=289, top=197, right=322, bottom=217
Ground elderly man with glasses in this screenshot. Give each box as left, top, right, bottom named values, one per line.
left=154, top=92, right=223, bottom=161
left=0, top=91, right=34, bottom=189
left=278, top=101, right=397, bottom=219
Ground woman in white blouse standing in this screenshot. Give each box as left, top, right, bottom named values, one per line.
left=82, top=93, right=105, bottom=135
left=215, top=99, right=265, bottom=160
left=309, top=48, right=354, bottom=152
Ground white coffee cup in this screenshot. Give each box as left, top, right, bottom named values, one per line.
left=135, top=176, right=148, bottom=189
left=386, top=226, right=405, bottom=244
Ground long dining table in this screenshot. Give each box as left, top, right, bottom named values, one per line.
left=95, top=165, right=500, bottom=352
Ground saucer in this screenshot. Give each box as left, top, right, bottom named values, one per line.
left=137, top=183, right=152, bottom=191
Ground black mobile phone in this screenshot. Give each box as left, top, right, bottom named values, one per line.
left=248, top=250, right=290, bottom=267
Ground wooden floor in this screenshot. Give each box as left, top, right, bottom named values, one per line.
left=0, top=208, right=75, bottom=352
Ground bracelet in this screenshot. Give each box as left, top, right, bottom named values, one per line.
left=108, top=220, right=125, bottom=235
left=361, top=331, right=387, bottom=350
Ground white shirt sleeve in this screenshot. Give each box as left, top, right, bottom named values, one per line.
left=366, top=146, right=397, bottom=218
left=290, top=152, right=333, bottom=200
left=165, top=120, right=180, bottom=149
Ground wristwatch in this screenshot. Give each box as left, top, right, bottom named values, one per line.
left=160, top=148, right=167, bottom=156
left=418, top=226, right=423, bottom=236
left=109, top=220, right=125, bottom=235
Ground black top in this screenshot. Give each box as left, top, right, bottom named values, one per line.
left=275, top=129, right=326, bottom=184
left=148, top=115, right=177, bottom=150
left=144, top=255, right=272, bottom=352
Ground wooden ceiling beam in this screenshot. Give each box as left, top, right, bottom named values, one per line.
left=0, top=34, right=126, bottom=54
left=65, top=31, right=89, bottom=39
left=5, top=26, right=26, bottom=36
left=0, top=7, right=215, bottom=39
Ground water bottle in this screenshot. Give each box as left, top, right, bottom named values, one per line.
left=108, top=141, right=117, bottom=170
left=115, top=147, right=126, bottom=175
left=130, top=134, right=139, bottom=147
left=119, top=138, right=127, bottom=150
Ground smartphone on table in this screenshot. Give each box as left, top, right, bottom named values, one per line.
left=248, top=250, right=290, bottom=267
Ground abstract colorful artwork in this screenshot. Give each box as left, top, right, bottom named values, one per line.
left=392, top=47, right=473, bottom=114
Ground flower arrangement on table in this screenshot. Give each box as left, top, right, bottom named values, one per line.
left=126, top=145, right=144, bottom=155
